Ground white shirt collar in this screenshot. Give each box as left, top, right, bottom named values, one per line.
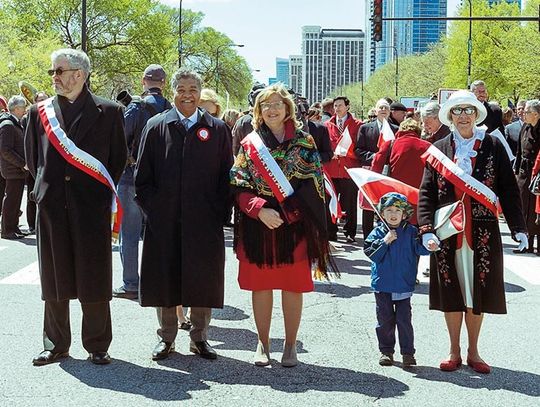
left=176, top=108, right=199, bottom=124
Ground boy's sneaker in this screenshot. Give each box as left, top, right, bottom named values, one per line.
left=379, top=353, right=393, bottom=366
left=402, top=354, right=417, bottom=367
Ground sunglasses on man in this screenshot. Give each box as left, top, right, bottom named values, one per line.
left=47, top=68, right=79, bottom=76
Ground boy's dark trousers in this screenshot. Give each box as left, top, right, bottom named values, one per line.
left=375, top=292, right=415, bottom=355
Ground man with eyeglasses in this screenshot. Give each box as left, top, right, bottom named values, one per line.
left=135, top=68, right=233, bottom=361
left=355, top=99, right=398, bottom=239
left=25, top=48, right=127, bottom=366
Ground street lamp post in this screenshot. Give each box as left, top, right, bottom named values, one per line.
left=215, top=43, right=244, bottom=93
left=81, top=0, right=87, bottom=52
left=178, top=0, right=183, bottom=67
left=374, top=45, right=399, bottom=97
left=467, top=0, right=473, bottom=88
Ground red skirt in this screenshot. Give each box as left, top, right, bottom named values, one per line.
left=237, top=239, right=314, bottom=293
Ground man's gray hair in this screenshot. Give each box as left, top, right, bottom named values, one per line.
left=470, top=80, right=485, bottom=91
left=526, top=99, right=540, bottom=115
left=516, top=100, right=527, bottom=108
left=375, top=98, right=390, bottom=108
left=420, top=101, right=441, bottom=118
left=7, top=95, right=26, bottom=111
left=170, top=68, right=202, bottom=91
left=51, top=49, right=91, bottom=79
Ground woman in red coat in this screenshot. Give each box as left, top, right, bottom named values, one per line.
left=371, top=119, right=431, bottom=224
left=230, top=84, right=337, bottom=368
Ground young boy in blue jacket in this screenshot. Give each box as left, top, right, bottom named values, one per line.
left=364, top=192, right=436, bottom=367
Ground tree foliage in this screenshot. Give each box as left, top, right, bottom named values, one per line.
left=0, top=0, right=252, bottom=107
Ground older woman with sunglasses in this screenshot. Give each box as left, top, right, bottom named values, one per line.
left=418, top=90, right=527, bottom=374
left=230, top=84, right=337, bottom=367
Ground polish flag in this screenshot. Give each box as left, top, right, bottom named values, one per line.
left=334, top=127, right=356, bottom=158
left=377, top=119, right=395, bottom=148
left=323, top=169, right=342, bottom=223
left=347, top=168, right=419, bottom=211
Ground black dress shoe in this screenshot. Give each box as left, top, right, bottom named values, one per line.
left=89, top=352, right=111, bottom=365
left=33, top=350, right=69, bottom=366
left=189, top=340, right=217, bottom=359
left=152, top=341, right=175, bottom=360
left=512, top=248, right=532, bottom=254
left=1, top=232, right=25, bottom=240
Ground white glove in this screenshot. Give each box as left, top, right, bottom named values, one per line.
left=422, top=232, right=440, bottom=251
left=514, top=232, right=529, bottom=252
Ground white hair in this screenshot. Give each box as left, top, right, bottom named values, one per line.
left=420, top=101, right=441, bottom=119
left=51, top=48, right=91, bottom=79
left=7, top=95, right=26, bottom=111
left=526, top=99, right=540, bottom=115
left=375, top=98, right=390, bottom=109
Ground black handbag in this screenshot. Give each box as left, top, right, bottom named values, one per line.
left=530, top=173, right=540, bottom=196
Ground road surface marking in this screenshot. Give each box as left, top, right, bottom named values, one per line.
left=0, top=261, right=40, bottom=285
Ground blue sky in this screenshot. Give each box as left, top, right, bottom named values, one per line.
left=160, top=0, right=462, bottom=85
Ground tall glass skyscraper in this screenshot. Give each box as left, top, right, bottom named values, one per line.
left=488, top=0, right=521, bottom=6
left=367, top=0, right=447, bottom=75
left=275, top=57, right=290, bottom=86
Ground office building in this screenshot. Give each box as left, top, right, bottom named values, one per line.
left=275, top=58, right=289, bottom=86
left=301, top=25, right=365, bottom=103
left=288, top=55, right=303, bottom=95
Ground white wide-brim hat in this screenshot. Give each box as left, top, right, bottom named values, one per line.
left=438, top=90, right=487, bottom=127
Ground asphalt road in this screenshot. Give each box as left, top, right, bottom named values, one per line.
left=0, top=211, right=539, bottom=406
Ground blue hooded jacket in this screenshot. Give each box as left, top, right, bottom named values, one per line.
left=364, top=221, right=429, bottom=294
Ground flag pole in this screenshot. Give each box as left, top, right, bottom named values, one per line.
left=359, top=186, right=392, bottom=232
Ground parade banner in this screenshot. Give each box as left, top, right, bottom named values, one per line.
left=421, top=145, right=499, bottom=215
left=37, top=98, right=123, bottom=240
left=241, top=131, right=294, bottom=203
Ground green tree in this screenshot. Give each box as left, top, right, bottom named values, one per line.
left=0, top=0, right=252, bottom=107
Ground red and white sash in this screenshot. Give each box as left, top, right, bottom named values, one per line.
left=241, top=131, right=294, bottom=203
left=421, top=145, right=498, bottom=215
left=37, top=98, right=123, bottom=240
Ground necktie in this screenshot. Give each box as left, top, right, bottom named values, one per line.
left=182, top=118, right=191, bottom=131
left=338, top=119, right=344, bottom=134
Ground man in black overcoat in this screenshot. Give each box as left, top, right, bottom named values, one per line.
left=135, top=68, right=233, bottom=361
left=25, top=49, right=127, bottom=366
left=470, top=80, right=504, bottom=135
left=354, top=98, right=398, bottom=239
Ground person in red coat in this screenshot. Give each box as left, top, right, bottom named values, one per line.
left=372, top=119, right=431, bottom=225
left=324, top=96, right=362, bottom=242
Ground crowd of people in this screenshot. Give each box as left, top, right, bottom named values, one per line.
left=0, top=48, right=539, bottom=374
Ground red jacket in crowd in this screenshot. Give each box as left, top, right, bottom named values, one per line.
left=323, top=114, right=363, bottom=178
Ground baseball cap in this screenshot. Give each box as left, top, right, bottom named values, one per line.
left=390, top=102, right=407, bottom=112
left=143, top=64, right=166, bottom=82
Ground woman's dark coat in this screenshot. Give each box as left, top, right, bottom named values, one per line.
left=24, top=94, right=127, bottom=303
left=514, top=122, right=540, bottom=236
left=135, top=109, right=233, bottom=308
left=418, top=133, right=526, bottom=315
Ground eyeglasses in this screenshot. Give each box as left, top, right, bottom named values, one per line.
left=368, top=115, right=377, bottom=119
left=450, top=106, right=476, bottom=116
left=47, top=68, right=79, bottom=76
left=261, top=101, right=285, bottom=111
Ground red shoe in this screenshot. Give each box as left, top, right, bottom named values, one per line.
left=467, top=358, right=491, bottom=374
left=439, top=357, right=462, bottom=371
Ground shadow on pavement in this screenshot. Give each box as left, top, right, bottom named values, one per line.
left=60, top=353, right=410, bottom=401
left=504, top=281, right=526, bottom=293
left=212, top=305, right=249, bottom=321
left=332, top=256, right=372, bottom=276
left=314, top=281, right=372, bottom=298
left=411, top=365, right=540, bottom=397
left=207, top=325, right=307, bottom=354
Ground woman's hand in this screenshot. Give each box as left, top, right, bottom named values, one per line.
left=258, top=208, right=284, bottom=230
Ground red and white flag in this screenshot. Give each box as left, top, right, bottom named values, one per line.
left=323, top=169, right=342, bottom=223
left=334, top=127, right=356, bottom=158
left=347, top=168, right=419, bottom=211
left=377, top=119, right=395, bottom=148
